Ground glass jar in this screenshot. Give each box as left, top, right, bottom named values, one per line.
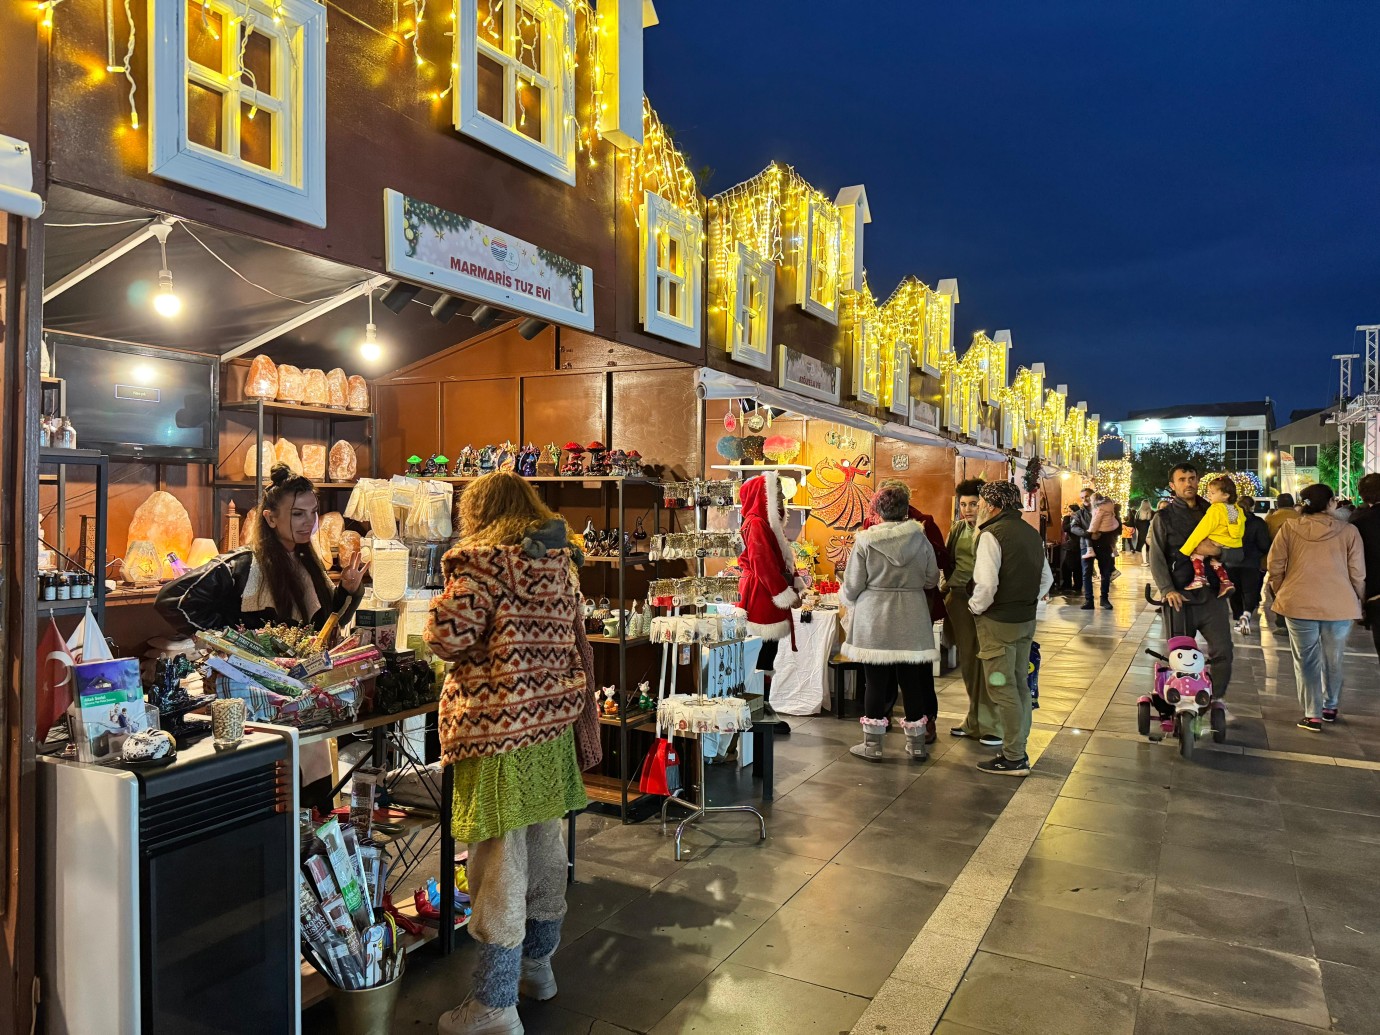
left=55, top=574, right=70, bottom=600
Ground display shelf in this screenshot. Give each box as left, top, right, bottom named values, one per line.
left=710, top=464, right=813, bottom=473
left=106, top=586, right=161, bottom=607
left=214, top=479, right=358, bottom=490
left=38, top=447, right=106, bottom=465
left=598, top=710, right=655, bottom=728
left=584, top=554, right=651, bottom=567
left=222, top=400, right=374, bottom=421
left=432, top=474, right=655, bottom=485
left=36, top=598, right=93, bottom=617
left=586, top=634, right=650, bottom=646
left=40, top=375, right=62, bottom=387
left=582, top=771, right=654, bottom=806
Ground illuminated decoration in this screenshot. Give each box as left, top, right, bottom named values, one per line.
left=624, top=99, right=700, bottom=218
left=1205, top=470, right=1265, bottom=499
left=724, top=243, right=774, bottom=371
left=1095, top=459, right=1132, bottom=511
left=709, top=164, right=843, bottom=325
left=843, top=287, right=884, bottom=406
left=455, top=0, right=578, bottom=184
left=639, top=191, right=702, bottom=347
left=835, top=185, right=871, bottom=293
left=148, top=0, right=328, bottom=226
left=1035, top=385, right=1068, bottom=461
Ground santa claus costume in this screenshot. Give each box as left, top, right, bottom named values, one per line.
left=738, top=473, right=806, bottom=730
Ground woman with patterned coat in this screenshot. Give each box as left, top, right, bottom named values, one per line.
left=425, top=472, right=588, bottom=1035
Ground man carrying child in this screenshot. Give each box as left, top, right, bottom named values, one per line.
left=1147, top=463, right=1235, bottom=700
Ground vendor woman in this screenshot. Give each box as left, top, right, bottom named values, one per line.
left=156, top=464, right=367, bottom=635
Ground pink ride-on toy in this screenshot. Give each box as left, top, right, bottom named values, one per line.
left=1138, top=591, right=1226, bottom=760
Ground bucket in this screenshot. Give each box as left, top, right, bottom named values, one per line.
left=330, top=959, right=406, bottom=1035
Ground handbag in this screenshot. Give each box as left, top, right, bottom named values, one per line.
left=571, top=612, right=603, bottom=772
left=636, top=635, right=681, bottom=795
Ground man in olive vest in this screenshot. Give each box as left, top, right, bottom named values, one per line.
left=969, top=480, right=1053, bottom=776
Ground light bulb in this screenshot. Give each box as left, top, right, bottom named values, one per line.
left=360, top=323, right=381, bottom=362
left=153, top=270, right=181, bottom=317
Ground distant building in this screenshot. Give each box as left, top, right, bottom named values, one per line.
left=1113, top=400, right=1275, bottom=486
left=1272, top=406, right=1339, bottom=496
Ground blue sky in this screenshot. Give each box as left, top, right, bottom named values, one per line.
left=645, top=0, right=1380, bottom=423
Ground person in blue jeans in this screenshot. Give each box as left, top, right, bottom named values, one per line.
left=1266, top=483, right=1366, bottom=731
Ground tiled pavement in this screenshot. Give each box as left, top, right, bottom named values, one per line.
left=307, top=562, right=1380, bottom=1033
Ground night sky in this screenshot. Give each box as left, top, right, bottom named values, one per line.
left=644, top=1, right=1380, bottom=425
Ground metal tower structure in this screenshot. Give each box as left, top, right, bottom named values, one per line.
left=1332, top=325, right=1380, bottom=497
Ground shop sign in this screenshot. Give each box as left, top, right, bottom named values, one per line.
left=777, top=345, right=841, bottom=404
left=383, top=189, right=594, bottom=331
left=909, top=396, right=939, bottom=432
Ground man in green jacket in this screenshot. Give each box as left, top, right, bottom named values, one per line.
left=969, top=481, right=1053, bottom=776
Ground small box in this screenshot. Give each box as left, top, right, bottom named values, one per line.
left=354, top=608, right=398, bottom=652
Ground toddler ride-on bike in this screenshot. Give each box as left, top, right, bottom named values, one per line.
left=1139, top=587, right=1227, bottom=760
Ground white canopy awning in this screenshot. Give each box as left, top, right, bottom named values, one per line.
left=0, top=135, right=43, bottom=219
left=695, top=367, right=996, bottom=456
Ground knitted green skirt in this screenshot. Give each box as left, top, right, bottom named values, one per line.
left=450, top=727, right=589, bottom=844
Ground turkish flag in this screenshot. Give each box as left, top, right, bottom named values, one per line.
left=37, top=618, right=76, bottom=743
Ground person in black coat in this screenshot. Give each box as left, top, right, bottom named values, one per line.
left=156, top=464, right=367, bottom=635
left=1227, top=494, right=1272, bottom=634
left=1058, top=506, right=1084, bottom=595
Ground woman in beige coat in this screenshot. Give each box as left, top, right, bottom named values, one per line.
left=1267, top=483, right=1366, bottom=731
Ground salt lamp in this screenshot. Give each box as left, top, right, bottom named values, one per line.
left=187, top=538, right=219, bottom=568
left=326, top=368, right=348, bottom=408
left=302, top=443, right=327, bottom=482
left=329, top=441, right=357, bottom=481
left=245, top=355, right=278, bottom=400
left=276, top=364, right=305, bottom=403
left=302, top=369, right=328, bottom=406
left=126, top=491, right=194, bottom=579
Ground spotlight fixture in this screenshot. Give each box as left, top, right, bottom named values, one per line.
left=517, top=318, right=549, bottom=341
left=151, top=221, right=180, bottom=318
left=360, top=290, right=382, bottom=362
left=470, top=304, right=499, bottom=330
left=380, top=280, right=421, bottom=314
left=430, top=293, right=464, bottom=323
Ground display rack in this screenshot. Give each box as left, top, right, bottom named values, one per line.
left=214, top=396, right=377, bottom=545
left=442, top=474, right=666, bottom=822
left=37, top=447, right=108, bottom=622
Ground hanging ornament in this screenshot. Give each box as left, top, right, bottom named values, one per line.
left=745, top=408, right=767, bottom=433
left=723, top=406, right=737, bottom=433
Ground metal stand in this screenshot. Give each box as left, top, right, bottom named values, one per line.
left=659, top=740, right=766, bottom=860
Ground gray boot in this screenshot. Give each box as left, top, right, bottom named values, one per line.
left=901, top=718, right=929, bottom=761
left=849, top=718, right=887, bottom=762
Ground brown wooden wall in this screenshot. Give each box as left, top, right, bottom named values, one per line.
left=874, top=437, right=960, bottom=536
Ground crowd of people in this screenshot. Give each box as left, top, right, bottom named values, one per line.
left=376, top=464, right=1375, bottom=1031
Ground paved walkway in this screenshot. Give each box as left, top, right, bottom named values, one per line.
left=315, top=561, right=1380, bottom=1033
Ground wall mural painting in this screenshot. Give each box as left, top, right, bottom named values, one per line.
left=801, top=422, right=875, bottom=575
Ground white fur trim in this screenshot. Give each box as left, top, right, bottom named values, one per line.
left=859, top=716, right=889, bottom=729
left=839, top=644, right=941, bottom=665
left=762, top=471, right=797, bottom=573
left=747, top=619, right=792, bottom=641
left=854, top=521, right=922, bottom=547
left=901, top=717, right=928, bottom=733
left=771, top=587, right=800, bottom=608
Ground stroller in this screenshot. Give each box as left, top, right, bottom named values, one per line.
left=1139, top=586, right=1227, bottom=760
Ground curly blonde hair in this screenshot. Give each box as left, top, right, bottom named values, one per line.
left=460, top=472, right=559, bottom=547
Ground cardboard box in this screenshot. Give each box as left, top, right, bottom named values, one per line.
left=353, top=608, right=398, bottom=652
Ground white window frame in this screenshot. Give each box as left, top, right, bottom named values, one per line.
left=796, top=197, right=840, bottom=324
left=942, top=371, right=963, bottom=433
left=726, top=243, right=773, bottom=370
left=889, top=344, right=911, bottom=416
left=920, top=292, right=949, bottom=376
left=148, top=0, right=326, bottom=227
left=456, top=0, right=577, bottom=185
left=639, top=191, right=703, bottom=347
left=851, top=313, right=881, bottom=406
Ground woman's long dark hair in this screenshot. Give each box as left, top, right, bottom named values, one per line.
left=253, top=464, right=332, bottom=623
left=1299, top=483, right=1335, bottom=516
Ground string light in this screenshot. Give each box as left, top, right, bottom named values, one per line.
left=625, top=99, right=700, bottom=218
left=1095, top=459, right=1132, bottom=510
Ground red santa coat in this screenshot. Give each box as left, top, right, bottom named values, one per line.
left=738, top=472, right=805, bottom=641
left=862, top=502, right=950, bottom=622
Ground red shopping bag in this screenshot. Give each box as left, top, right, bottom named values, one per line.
left=37, top=618, right=76, bottom=742
left=636, top=737, right=680, bottom=796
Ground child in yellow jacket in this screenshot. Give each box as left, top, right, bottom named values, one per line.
left=1180, top=475, right=1244, bottom=597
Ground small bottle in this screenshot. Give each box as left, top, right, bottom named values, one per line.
left=55, top=574, right=70, bottom=600
left=39, top=418, right=51, bottom=449
left=55, top=418, right=77, bottom=450
left=80, top=573, right=93, bottom=598
left=40, top=573, right=55, bottom=601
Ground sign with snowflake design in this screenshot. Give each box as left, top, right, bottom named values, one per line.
left=383, top=189, right=594, bottom=331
